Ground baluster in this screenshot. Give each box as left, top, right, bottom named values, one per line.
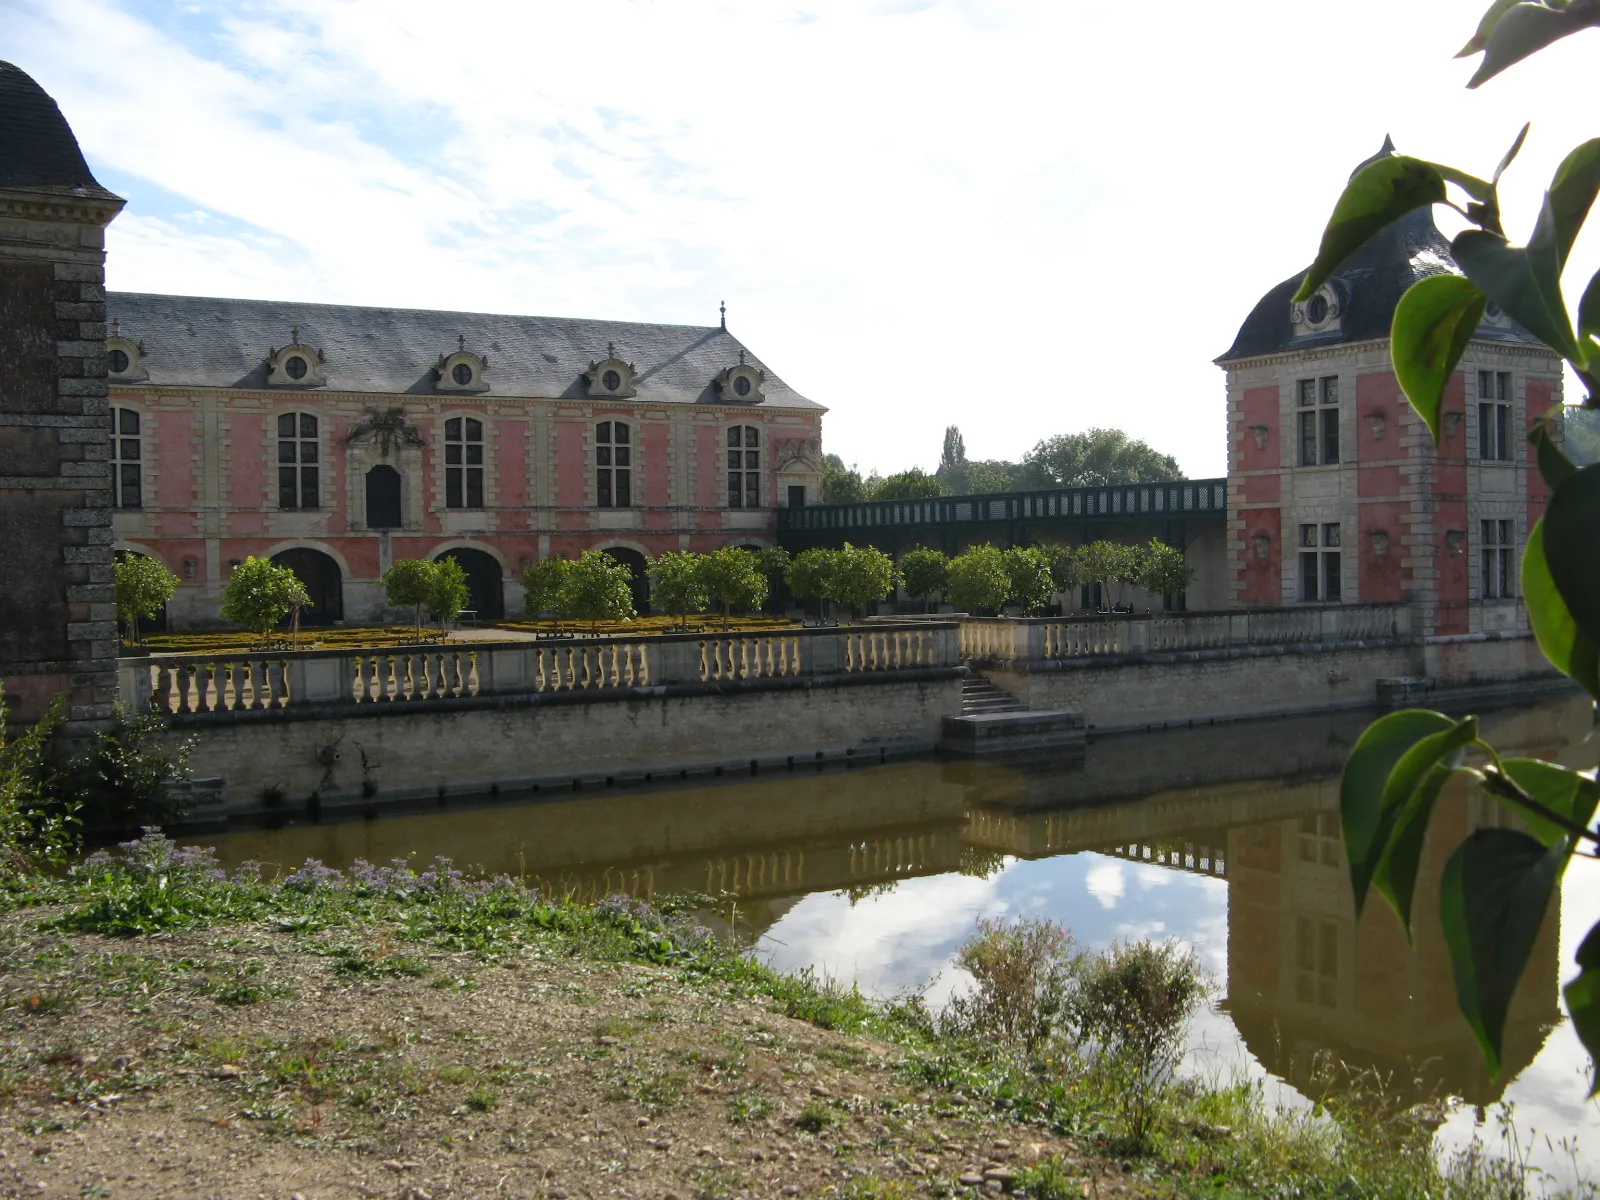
left=255, top=661, right=272, bottom=709
left=149, top=665, right=170, bottom=713
left=466, top=651, right=481, bottom=696
left=449, top=652, right=465, bottom=697
left=577, top=646, right=592, bottom=689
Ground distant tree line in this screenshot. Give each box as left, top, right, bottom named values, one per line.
left=822, top=425, right=1182, bottom=503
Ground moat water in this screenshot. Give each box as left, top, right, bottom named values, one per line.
left=191, top=695, right=1600, bottom=1185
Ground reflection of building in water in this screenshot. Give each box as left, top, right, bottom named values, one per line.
left=200, top=699, right=1583, bottom=1102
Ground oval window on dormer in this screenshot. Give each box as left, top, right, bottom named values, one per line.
left=285, top=355, right=308, bottom=380
left=452, top=362, right=474, bottom=386
left=108, top=349, right=129, bottom=374
left=734, top=376, right=751, bottom=397
left=603, top=369, right=621, bottom=391
left=1306, top=294, right=1329, bottom=325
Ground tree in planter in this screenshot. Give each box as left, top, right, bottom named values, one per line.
left=380, top=559, right=436, bottom=638
left=219, top=557, right=311, bottom=645
left=1296, top=0, right=1600, bottom=1092
left=559, top=549, right=636, bottom=633
left=946, top=544, right=1010, bottom=616
left=786, top=548, right=839, bottom=621
left=1076, top=541, right=1138, bottom=614
left=699, top=547, right=768, bottom=630
left=832, top=543, right=896, bottom=619
left=1041, top=542, right=1080, bottom=599
left=114, top=554, right=178, bottom=646
left=898, top=546, right=949, bottom=612
left=522, top=557, right=573, bottom=626
left=424, top=557, right=471, bottom=631
left=1002, top=546, right=1056, bottom=615
left=647, top=552, right=709, bottom=631
left=1135, top=539, right=1192, bottom=613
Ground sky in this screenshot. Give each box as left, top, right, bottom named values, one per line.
left=6, top=0, right=1598, bottom=479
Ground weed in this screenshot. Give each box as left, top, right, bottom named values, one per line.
left=943, top=917, right=1080, bottom=1052
left=795, top=1100, right=838, bottom=1133
left=634, top=1070, right=687, bottom=1113
left=465, top=1086, right=498, bottom=1112
left=844, top=1177, right=910, bottom=1200
left=726, top=1093, right=772, bottom=1124
left=436, top=1064, right=475, bottom=1085
left=333, top=950, right=429, bottom=979
left=1011, top=1157, right=1078, bottom=1200
left=19, top=986, right=77, bottom=1015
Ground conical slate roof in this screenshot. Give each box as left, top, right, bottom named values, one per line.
left=0, top=60, right=118, bottom=198
left=1217, top=142, right=1542, bottom=363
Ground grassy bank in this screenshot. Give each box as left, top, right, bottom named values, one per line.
left=0, top=836, right=1589, bottom=1200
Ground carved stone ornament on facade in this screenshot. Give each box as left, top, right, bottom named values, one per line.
left=1252, top=532, right=1271, bottom=562
left=774, top=437, right=822, bottom=473
left=1443, top=410, right=1464, bottom=440
left=435, top=334, right=489, bottom=393
left=1289, top=280, right=1344, bottom=338
left=715, top=350, right=766, bottom=403
left=584, top=342, right=637, bottom=398
left=343, top=407, right=426, bottom=457
left=266, top=326, right=328, bottom=388
left=1366, top=412, right=1386, bottom=439
left=1369, top=529, right=1389, bottom=556
left=105, top=320, right=148, bottom=381
left=1249, top=424, right=1269, bottom=450
left=1446, top=529, right=1466, bottom=556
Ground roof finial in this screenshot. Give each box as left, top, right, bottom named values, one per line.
left=291, top=324, right=300, bottom=345
left=738, top=349, right=746, bottom=366
left=457, top=333, right=466, bottom=353
left=719, top=300, right=726, bottom=330
left=110, top=319, right=120, bottom=339
left=607, top=340, right=615, bottom=359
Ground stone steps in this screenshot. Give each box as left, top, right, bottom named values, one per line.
left=961, top=676, right=1027, bottom=716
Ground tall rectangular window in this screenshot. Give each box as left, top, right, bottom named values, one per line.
left=596, top=421, right=631, bottom=508
left=1481, top=519, right=1515, bottom=599
left=1299, top=522, right=1342, bottom=602
left=1297, top=376, right=1340, bottom=466
left=1478, top=370, right=1512, bottom=461
left=444, top=416, right=484, bottom=509
left=1295, top=916, right=1339, bottom=1008
left=109, top=407, right=142, bottom=508
left=727, top=425, right=760, bottom=508
left=277, top=412, right=319, bottom=509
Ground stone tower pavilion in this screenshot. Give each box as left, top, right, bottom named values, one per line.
left=0, top=61, right=125, bottom=727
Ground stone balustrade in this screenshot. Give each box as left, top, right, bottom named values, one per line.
left=959, top=603, right=1411, bottom=663
left=120, top=622, right=960, bottom=718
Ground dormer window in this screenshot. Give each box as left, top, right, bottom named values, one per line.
left=715, top=352, right=765, bottom=404
left=1291, top=282, right=1344, bottom=338
left=436, top=335, right=489, bottom=394
left=266, top=326, right=328, bottom=388
left=584, top=344, right=637, bottom=398
left=105, top=321, right=148, bottom=381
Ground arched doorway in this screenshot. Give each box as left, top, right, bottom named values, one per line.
left=366, top=465, right=402, bottom=529
left=434, top=547, right=504, bottom=620
left=114, top=549, right=170, bottom=636
left=603, top=547, right=650, bottom=614
left=736, top=543, right=785, bottom=613
left=271, top=548, right=344, bottom=626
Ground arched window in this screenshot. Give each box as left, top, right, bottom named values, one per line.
left=366, top=465, right=402, bottom=529
left=444, top=416, right=484, bottom=508
left=728, top=425, right=760, bottom=508
left=277, top=412, right=320, bottom=509
left=109, top=407, right=142, bottom=508
left=596, top=421, right=631, bottom=508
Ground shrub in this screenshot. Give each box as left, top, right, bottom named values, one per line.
left=561, top=549, right=636, bottom=632
left=380, top=559, right=436, bottom=635
left=698, top=547, right=768, bottom=630
left=56, top=702, right=195, bottom=838
left=647, top=552, right=709, bottom=630
left=425, top=556, right=471, bottom=626
left=897, top=547, right=948, bottom=611
left=219, top=557, right=311, bottom=641
left=944, top=917, right=1080, bottom=1052
left=831, top=544, right=896, bottom=617
left=785, top=548, right=839, bottom=619
left=1001, top=546, right=1056, bottom=614
left=0, top=689, right=73, bottom=873
left=114, top=554, right=178, bottom=645
left=1136, top=538, right=1191, bottom=611
left=521, top=557, right=572, bottom=620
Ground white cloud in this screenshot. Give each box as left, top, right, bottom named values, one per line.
left=8, top=0, right=1596, bottom=477
left=1085, top=861, right=1125, bottom=909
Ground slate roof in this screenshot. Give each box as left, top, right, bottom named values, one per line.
left=0, top=60, right=119, bottom=199
left=105, top=292, right=823, bottom=410
left=1217, top=189, right=1544, bottom=363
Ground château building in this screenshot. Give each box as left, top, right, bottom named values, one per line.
left=103, top=293, right=825, bottom=626
left=1218, top=143, right=1563, bottom=639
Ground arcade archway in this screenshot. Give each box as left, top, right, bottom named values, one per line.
left=602, top=547, right=650, bottom=614
left=434, top=547, right=504, bottom=620
left=271, top=547, right=344, bottom=625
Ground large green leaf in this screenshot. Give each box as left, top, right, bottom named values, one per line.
left=1580, top=266, right=1600, bottom=342
left=1373, top=761, right=1462, bottom=939
left=1439, top=828, right=1563, bottom=1075
left=1465, top=2, right=1600, bottom=88
left=1532, top=139, right=1600, bottom=268
left=1457, top=0, right=1526, bottom=56
left=1453, top=225, right=1582, bottom=360
left=1391, top=275, right=1488, bottom=445
left=1524, top=519, right=1600, bottom=697
left=1565, top=921, right=1600, bottom=1096
left=1543, top=464, right=1600, bottom=648
left=1529, top=419, right=1578, bottom=490
left=1295, top=158, right=1449, bottom=303
left=1340, top=710, right=1457, bottom=915
left=1501, top=758, right=1600, bottom=849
